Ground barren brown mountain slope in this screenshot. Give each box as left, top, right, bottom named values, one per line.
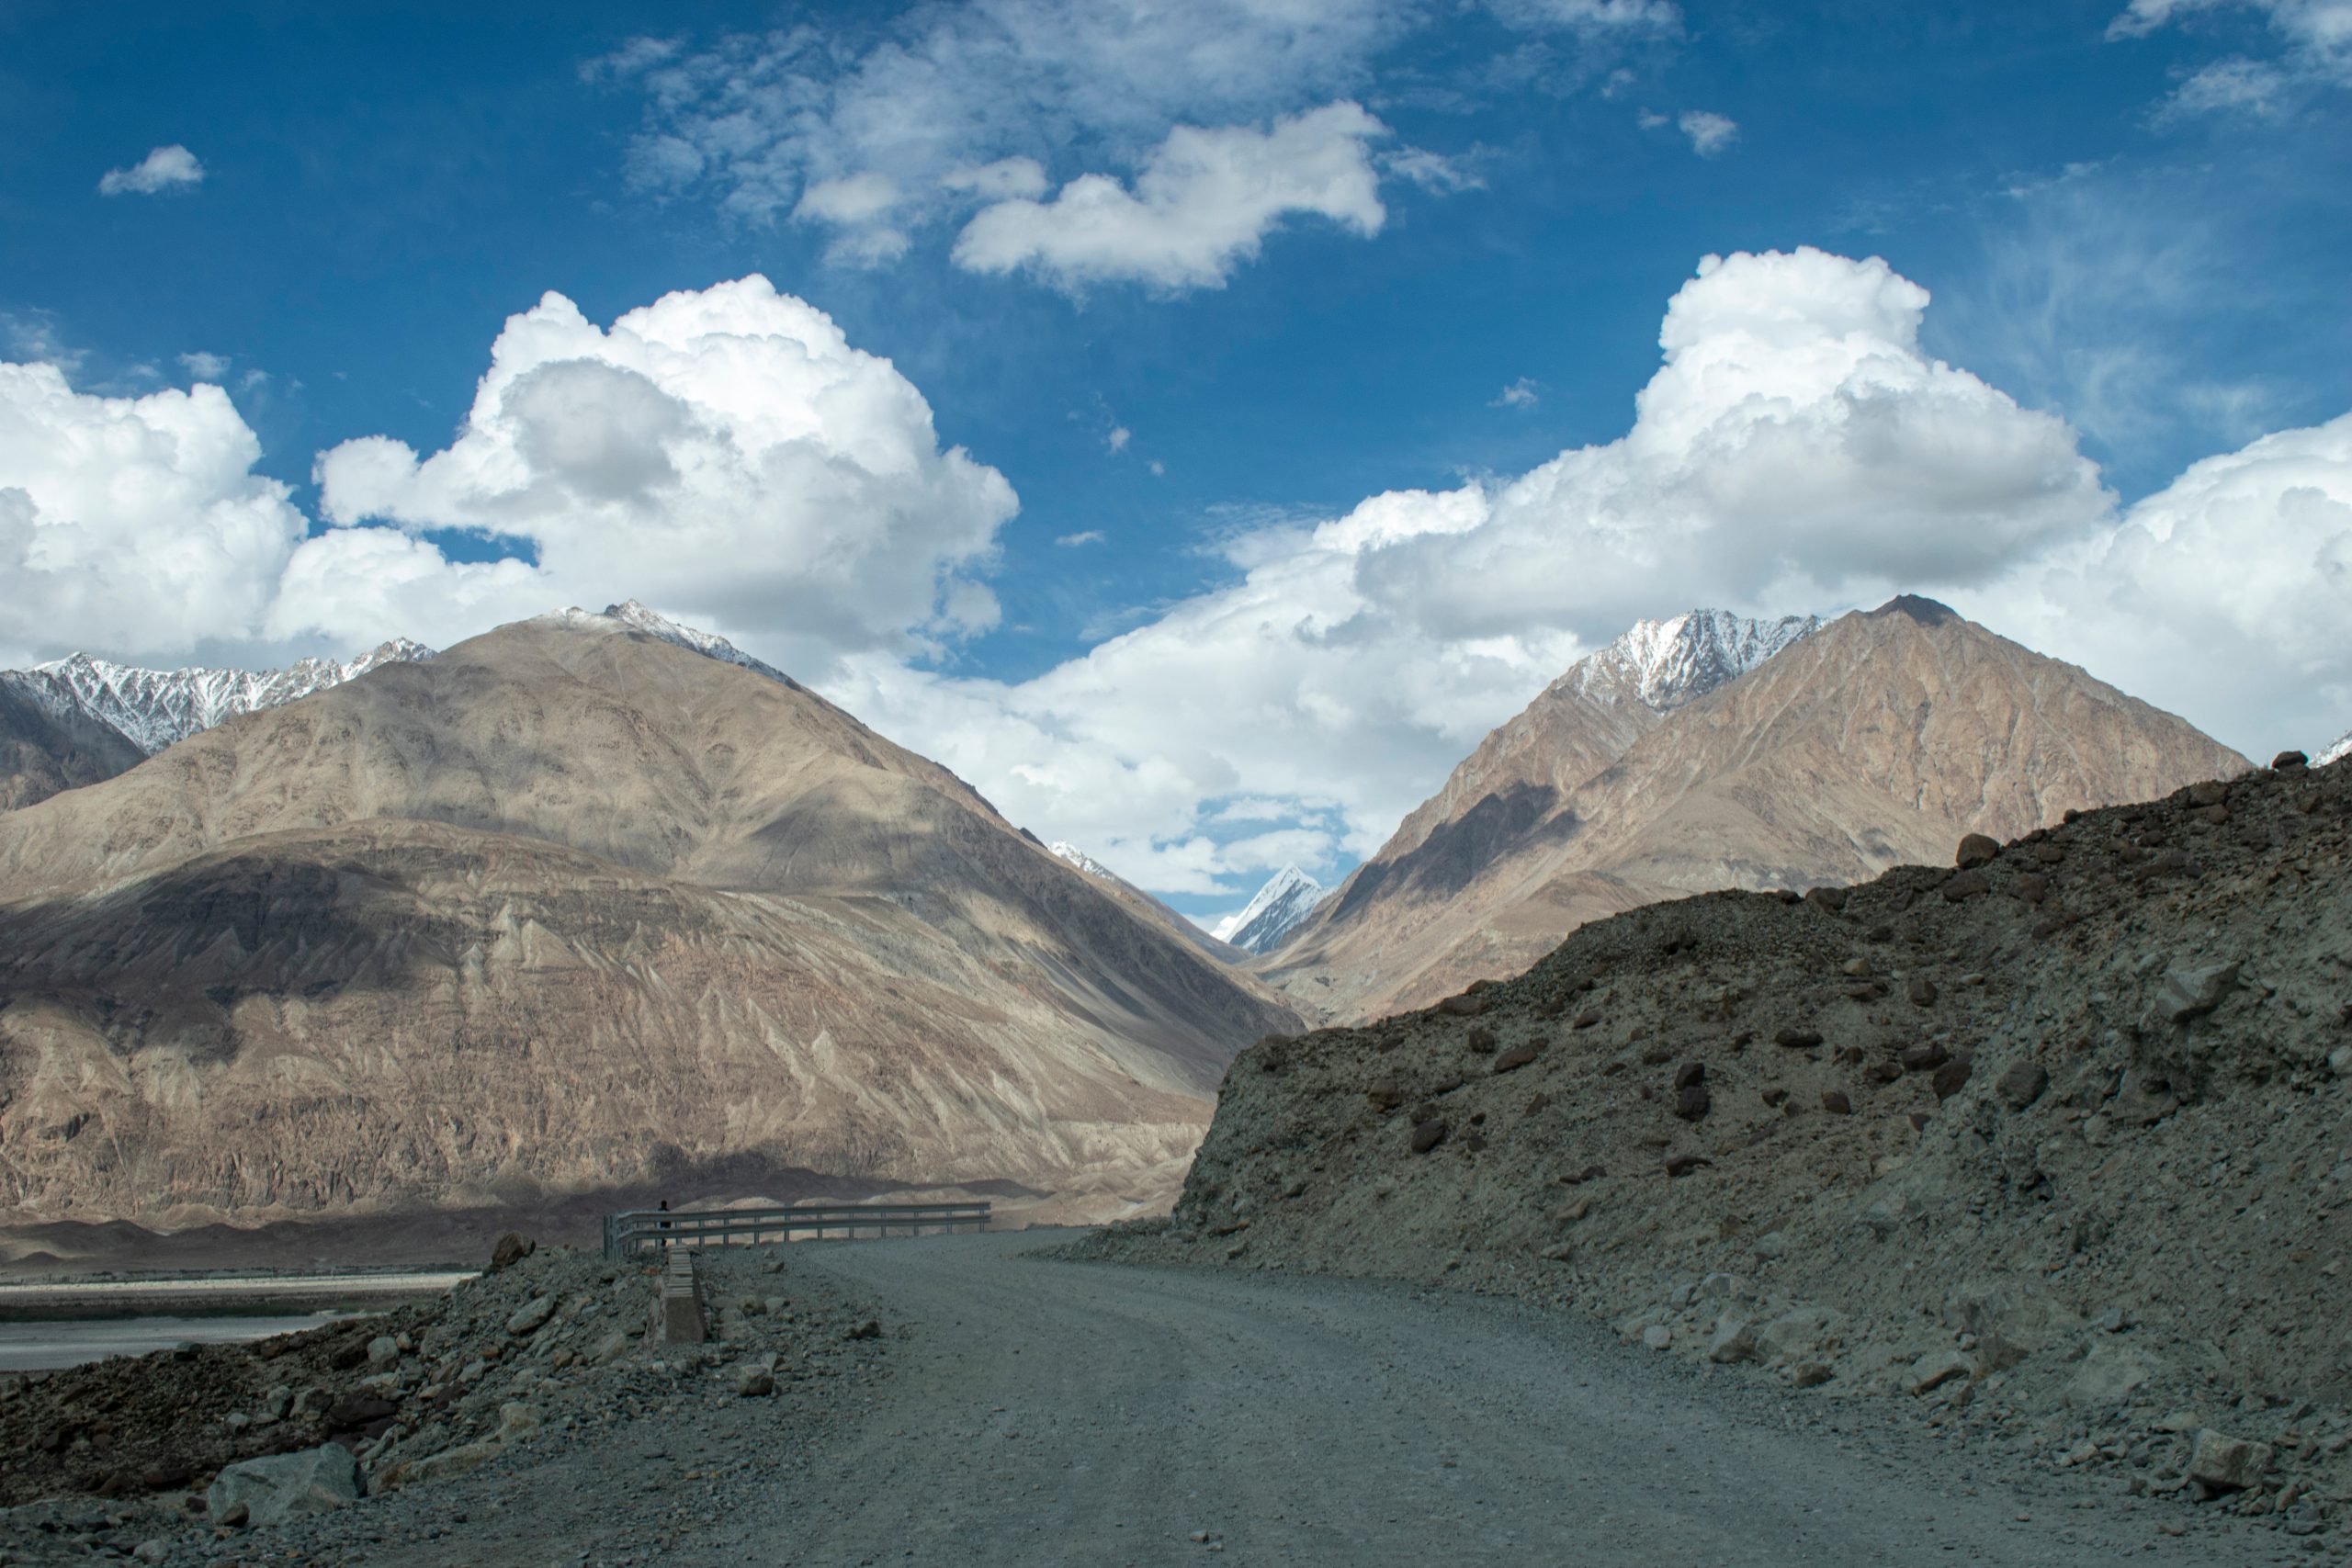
left=1267, top=599, right=2249, bottom=1021
left=0, top=611, right=1299, bottom=1235
left=1094, top=752, right=2352, bottom=1532
left=0, top=681, right=142, bottom=810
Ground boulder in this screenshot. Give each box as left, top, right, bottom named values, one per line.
left=488, top=1231, right=535, bottom=1271
left=2187, top=1429, right=2273, bottom=1492
left=2272, top=750, right=2308, bottom=771
left=2063, top=1342, right=2157, bottom=1409
left=207, top=1445, right=360, bottom=1528
left=505, top=1294, right=558, bottom=1337
left=1954, top=833, right=2000, bottom=868
left=366, top=1335, right=401, bottom=1371
left=1994, top=1061, right=2049, bottom=1111
left=2159, top=962, right=2238, bottom=1023
left=1705, top=1321, right=1757, bottom=1364
left=1940, top=869, right=1991, bottom=902
left=1906, top=1350, right=1973, bottom=1396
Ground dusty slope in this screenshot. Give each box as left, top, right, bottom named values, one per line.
left=0, top=613, right=1298, bottom=1229
left=1269, top=598, right=2250, bottom=1021
left=0, top=683, right=142, bottom=811
left=1102, top=750, right=2352, bottom=1532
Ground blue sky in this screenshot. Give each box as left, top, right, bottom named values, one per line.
left=3, top=0, right=2348, bottom=920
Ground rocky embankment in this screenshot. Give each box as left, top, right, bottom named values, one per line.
left=1089, top=751, right=2352, bottom=1540
left=0, top=1238, right=887, bottom=1564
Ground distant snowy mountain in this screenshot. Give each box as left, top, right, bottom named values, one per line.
left=2319, top=728, right=2351, bottom=768
left=575, top=600, right=802, bottom=690
left=1048, top=841, right=1121, bottom=881
left=1215, top=865, right=1329, bottom=955
left=1564, top=608, right=1823, bottom=712
left=2, top=638, right=434, bottom=755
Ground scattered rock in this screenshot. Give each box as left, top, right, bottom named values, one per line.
left=1905, top=976, right=1938, bottom=1008
left=1995, top=1061, right=2049, bottom=1111
left=1706, top=1321, right=1757, bottom=1363
left=1931, top=1054, right=1974, bottom=1101
left=1941, top=869, right=1991, bottom=902
left=1409, top=1120, right=1448, bottom=1154
left=1899, top=1043, right=1949, bottom=1073
left=1492, top=1044, right=1540, bottom=1073
left=207, top=1445, right=360, bottom=1528
left=1773, top=1027, right=1823, bottom=1049
left=1955, top=833, right=2000, bottom=868
left=2159, top=962, right=2238, bottom=1023
left=1818, top=1090, right=1851, bottom=1115
left=1366, top=1079, right=1405, bottom=1111
left=488, top=1231, right=535, bottom=1271
left=1907, top=1350, right=1974, bottom=1396
left=2187, top=1429, right=2273, bottom=1492
left=1641, top=1325, right=1673, bottom=1351
left=504, top=1295, right=558, bottom=1337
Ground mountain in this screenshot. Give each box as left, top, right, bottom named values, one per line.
left=0, top=681, right=146, bottom=811
left=1215, top=865, right=1329, bottom=954
left=0, top=608, right=1300, bottom=1237
left=2321, top=728, right=2351, bottom=767
left=4, top=638, right=434, bottom=756
left=1265, top=598, right=2249, bottom=1021
left=1051, top=840, right=1251, bottom=964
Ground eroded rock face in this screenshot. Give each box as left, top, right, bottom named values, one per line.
left=1264, top=600, right=2248, bottom=1023
left=1091, top=752, right=2352, bottom=1501
left=0, top=615, right=1300, bottom=1227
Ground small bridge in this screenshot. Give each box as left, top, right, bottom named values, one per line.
left=602, top=1201, right=991, bottom=1260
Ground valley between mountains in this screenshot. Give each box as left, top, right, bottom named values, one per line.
left=2, top=590, right=2349, bottom=1560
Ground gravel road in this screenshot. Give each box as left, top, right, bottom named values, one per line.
left=260, top=1234, right=2309, bottom=1568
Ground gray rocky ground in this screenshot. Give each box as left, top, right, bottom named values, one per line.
left=1, top=1233, right=2338, bottom=1565
left=1089, top=750, right=2352, bottom=1550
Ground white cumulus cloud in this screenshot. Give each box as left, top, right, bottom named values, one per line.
left=0, top=363, right=303, bottom=662
left=284, top=276, right=1017, bottom=661
left=97, top=145, right=206, bottom=197
left=951, top=101, right=1390, bottom=291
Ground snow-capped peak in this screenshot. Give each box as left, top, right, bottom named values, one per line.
left=2318, top=727, right=2351, bottom=768
left=554, top=601, right=800, bottom=689
left=1214, top=864, right=1329, bottom=955
left=1564, top=609, right=1821, bottom=713
left=1048, top=841, right=1120, bottom=882
left=4, top=637, right=435, bottom=755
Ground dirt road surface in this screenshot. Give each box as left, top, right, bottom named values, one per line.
left=272, top=1233, right=2302, bottom=1567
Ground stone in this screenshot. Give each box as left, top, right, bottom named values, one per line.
left=131, top=1541, right=168, bottom=1564
left=488, top=1231, right=535, bottom=1270
left=1995, top=1061, right=2049, bottom=1111
left=1751, top=1231, right=1790, bottom=1263
left=1955, top=833, right=2000, bottom=868
left=505, top=1295, right=558, bottom=1337
left=1931, top=1055, right=1974, bottom=1102
left=1905, top=976, right=1938, bottom=1008
left=1940, top=869, right=1991, bottom=902
left=1663, top=1154, right=1712, bottom=1179
left=2159, top=962, right=2238, bottom=1023
left=1899, top=1042, right=1948, bottom=1072
left=1437, top=993, right=1487, bottom=1018
left=2064, top=1343, right=2158, bottom=1408
left=1673, top=1085, right=1711, bottom=1122
left=322, top=1394, right=396, bottom=1433
left=1792, top=1363, right=1835, bottom=1388
left=2011, top=873, right=2049, bottom=905
left=2110, top=1072, right=2179, bottom=1126
left=1641, top=1325, right=1673, bottom=1351
left=1409, top=1119, right=1448, bottom=1154
left=386, top=1441, right=500, bottom=1489
left=1365, top=1079, right=1404, bottom=1111
left=2272, top=750, right=2308, bottom=771
left=2187, top=1429, right=2273, bottom=1491
left=1755, top=1305, right=1843, bottom=1365
left=1906, top=1350, right=1974, bottom=1396
left=2188, top=780, right=2228, bottom=807
left=366, top=1335, right=400, bottom=1371
left=591, top=1331, right=630, bottom=1365
left=1819, top=1090, right=1851, bottom=1115
left=1773, top=1027, right=1823, bottom=1049
left=1673, top=1062, right=1705, bottom=1089
left=1464, top=1026, right=1498, bottom=1054
left=1805, top=886, right=1849, bottom=912
left=735, top=1364, right=775, bottom=1397
left=1492, top=1044, right=1539, bottom=1074
left=206, top=1445, right=360, bottom=1528
left=847, top=1319, right=883, bottom=1340
left=1706, top=1321, right=1757, bottom=1363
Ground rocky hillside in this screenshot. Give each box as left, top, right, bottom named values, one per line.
left=1098, top=749, right=2352, bottom=1531
left=1268, top=598, right=2249, bottom=1021
left=0, top=682, right=142, bottom=812
left=0, top=611, right=1299, bottom=1233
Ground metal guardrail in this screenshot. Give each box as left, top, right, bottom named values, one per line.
left=601, top=1201, right=991, bottom=1260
